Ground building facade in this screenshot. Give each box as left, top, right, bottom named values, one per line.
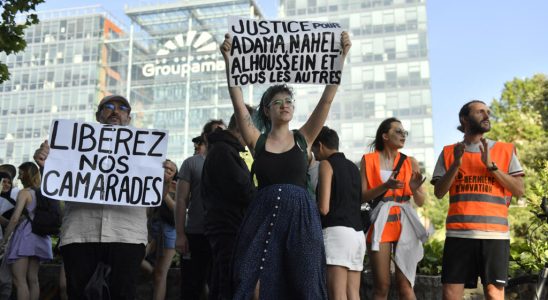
left=280, top=0, right=434, bottom=171
left=1, top=0, right=433, bottom=171
left=0, top=1, right=263, bottom=166
left=0, top=6, right=127, bottom=165
left=119, top=0, right=264, bottom=163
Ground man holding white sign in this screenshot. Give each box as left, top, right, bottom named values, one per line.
left=33, top=95, right=176, bottom=300
left=228, top=17, right=344, bottom=87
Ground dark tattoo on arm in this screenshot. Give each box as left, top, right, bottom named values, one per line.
left=243, top=114, right=254, bottom=128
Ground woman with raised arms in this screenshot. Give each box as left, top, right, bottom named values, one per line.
left=220, top=31, right=351, bottom=300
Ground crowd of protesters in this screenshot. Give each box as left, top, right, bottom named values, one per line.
left=0, top=29, right=525, bottom=300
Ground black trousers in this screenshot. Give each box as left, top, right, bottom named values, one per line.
left=61, top=242, right=145, bottom=300
left=180, top=233, right=212, bottom=300
left=207, top=233, right=237, bottom=300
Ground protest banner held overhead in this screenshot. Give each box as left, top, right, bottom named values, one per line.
left=42, top=119, right=168, bottom=207
left=228, top=17, right=344, bottom=86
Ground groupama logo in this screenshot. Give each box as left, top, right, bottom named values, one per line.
left=142, top=30, right=225, bottom=78
left=155, top=31, right=217, bottom=56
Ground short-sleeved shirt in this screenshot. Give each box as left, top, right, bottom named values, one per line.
left=60, top=203, right=147, bottom=246
left=178, top=154, right=206, bottom=234
left=431, top=139, right=524, bottom=239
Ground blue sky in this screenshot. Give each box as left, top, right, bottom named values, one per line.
left=37, top=0, right=548, bottom=154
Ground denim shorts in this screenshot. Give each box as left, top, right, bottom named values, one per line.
left=150, top=219, right=176, bottom=249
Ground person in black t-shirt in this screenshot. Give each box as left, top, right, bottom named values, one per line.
left=312, top=126, right=365, bottom=300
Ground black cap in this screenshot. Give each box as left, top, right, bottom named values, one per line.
left=192, top=136, right=204, bottom=144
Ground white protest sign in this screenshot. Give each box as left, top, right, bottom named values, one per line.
left=228, top=17, right=344, bottom=86
left=42, top=119, right=168, bottom=207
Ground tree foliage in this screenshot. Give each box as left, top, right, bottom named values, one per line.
left=488, top=74, right=548, bottom=276
left=488, top=74, right=548, bottom=173
left=0, top=0, right=44, bottom=83
left=419, top=74, right=548, bottom=276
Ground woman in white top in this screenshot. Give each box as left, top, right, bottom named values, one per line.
left=360, top=117, right=426, bottom=300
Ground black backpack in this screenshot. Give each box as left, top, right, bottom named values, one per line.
left=27, top=187, right=62, bottom=236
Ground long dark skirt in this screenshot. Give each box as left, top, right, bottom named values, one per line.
left=232, top=184, right=327, bottom=300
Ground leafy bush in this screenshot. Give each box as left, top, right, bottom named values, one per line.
left=508, top=161, right=548, bottom=277
left=417, top=238, right=444, bottom=275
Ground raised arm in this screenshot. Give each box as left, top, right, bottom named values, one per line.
left=33, top=140, right=49, bottom=168
left=299, top=31, right=352, bottom=147
left=220, top=33, right=260, bottom=150
left=434, top=143, right=464, bottom=199
left=409, top=156, right=426, bottom=207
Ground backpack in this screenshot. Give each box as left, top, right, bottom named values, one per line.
left=252, top=130, right=315, bottom=196
left=27, top=187, right=62, bottom=236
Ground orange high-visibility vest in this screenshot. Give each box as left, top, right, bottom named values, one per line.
left=363, top=151, right=413, bottom=201
left=363, top=151, right=413, bottom=242
left=443, top=142, right=514, bottom=232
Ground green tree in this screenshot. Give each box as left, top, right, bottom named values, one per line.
left=488, top=74, right=548, bottom=276
left=0, top=0, right=44, bottom=83
left=488, top=74, right=548, bottom=173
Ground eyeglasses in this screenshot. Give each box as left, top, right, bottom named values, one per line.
left=102, top=103, right=130, bottom=113
left=268, top=98, right=295, bottom=108
left=394, top=129, right=409, bottom=137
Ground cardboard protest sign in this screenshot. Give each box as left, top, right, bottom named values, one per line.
left=41, top=119, right=168, bottom=207
left=228, top=17, right=344, bottom=86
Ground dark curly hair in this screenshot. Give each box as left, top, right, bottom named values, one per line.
left=253, top=84, right=294, bottom=133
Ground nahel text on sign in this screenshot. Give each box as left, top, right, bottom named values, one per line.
left=228, top=17, right=344, bottom=86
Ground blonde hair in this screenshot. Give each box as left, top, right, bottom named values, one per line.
left=18, top=162, right=40, bottom=188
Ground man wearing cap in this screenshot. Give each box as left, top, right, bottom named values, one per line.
left=175, top=119, right=225, bottom=299
left=0, top=164, right=19, bottom=230
left=0, top=164, right=18, bottom=299
left=33, top=95, right=176, bottom=300
left=192, top=135, right=206, bottom=156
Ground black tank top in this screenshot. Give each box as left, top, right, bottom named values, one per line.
left=253, top=138, right=308, bottom=190
left=321, top=152, right=363, bottom=231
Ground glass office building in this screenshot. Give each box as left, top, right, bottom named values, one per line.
left=1, top=0, right=433, bottom=170
left=0, top=1, right=263, bottom=166
left=280, top=0, right=434, bottom=171
left=0, top=6, right=127, bottom=165
left=119, top=0, right=264, bottom=163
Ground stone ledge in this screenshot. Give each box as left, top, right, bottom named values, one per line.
left=34, top=264, right=531, bottom=299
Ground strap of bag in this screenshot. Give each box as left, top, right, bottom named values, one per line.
left=2, top=192, right=16, bottom=207
left=249, top=133, right=267, bottom=181
left=2, top=189, right=31, bottom=220
left=370, top=153, right=407, bottom=208
left=250, top=130, right=310, bottom=187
